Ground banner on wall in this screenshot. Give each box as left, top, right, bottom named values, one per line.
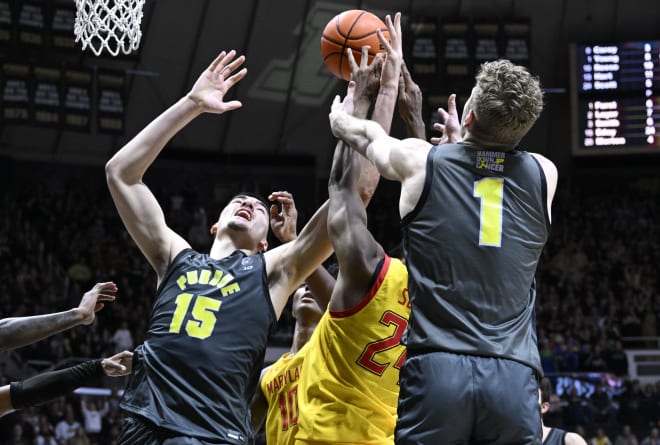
left=0, top=0, right=12, bottom=47
left=97, top=68, right=126, bottom=134
left=33, top=64, right=62, bottom=127
left=1, top=62, right=31, bottom=123
left=17, top=0, right=46, bottom=48
left=50, top=0, right=76, bottom=51
left=63, top=66, right=92, bottom=131
left=502, top=19, right=531, bottom=66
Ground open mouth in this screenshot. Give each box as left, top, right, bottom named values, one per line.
left=235, top=208, right=252, bottom=221
left=300, top=295, right=316, bottom=303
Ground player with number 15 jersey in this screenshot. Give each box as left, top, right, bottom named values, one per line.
left=121, top=249, right=276, bottom=443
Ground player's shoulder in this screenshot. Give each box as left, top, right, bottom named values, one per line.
left=388, top=256, right=408, bottom=271
left=528, top=152, right=557, bottom=171
left=564, top=432, right=588, bottom=445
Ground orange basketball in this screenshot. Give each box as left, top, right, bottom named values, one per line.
left=320, top=10, right=390, bottom=81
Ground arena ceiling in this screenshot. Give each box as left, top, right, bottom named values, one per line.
left=0, top=0, right=659, bottom=173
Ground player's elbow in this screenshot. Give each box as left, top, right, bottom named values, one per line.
left=105, top=158, right=121, bottom=184
left=105, top=157, right=131, bottom=187
left=327, top=207, right=347, bottom=241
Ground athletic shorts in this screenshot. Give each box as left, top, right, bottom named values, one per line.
left=117, top=415, right=235, bottom=445
left=395, top=351, right=542, bottom=445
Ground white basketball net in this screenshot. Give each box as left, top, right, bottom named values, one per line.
left=74, top=0, right=145, bottom=56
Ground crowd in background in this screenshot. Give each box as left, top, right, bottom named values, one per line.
left=0, top=162, right=659, bottom=443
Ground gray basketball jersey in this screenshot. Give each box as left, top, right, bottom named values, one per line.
left=544, top=428, right=567, bottom=445
left=402, top=143, right=549, bottom=374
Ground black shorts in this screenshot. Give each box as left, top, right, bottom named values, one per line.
left=118, top=415, right=235, bottom=445
left=395, top=351, right=542, bottom=445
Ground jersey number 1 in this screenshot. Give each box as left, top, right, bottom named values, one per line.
left=169, top=293, right=221, bottom=339
left=473, top=177, right=504, bottom=247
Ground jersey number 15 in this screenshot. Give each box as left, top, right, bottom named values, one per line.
left=169, top=293, right=222, bottom=340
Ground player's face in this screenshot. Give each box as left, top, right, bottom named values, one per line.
left=292, top=285, right=323, bottom=322
left=217, top=195, right=269, bottom=241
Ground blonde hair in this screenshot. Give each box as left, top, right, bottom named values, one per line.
left=470, top=60, right=544, bottom=145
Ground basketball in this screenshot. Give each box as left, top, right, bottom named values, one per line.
left=320, top=10, right=390, bottom=81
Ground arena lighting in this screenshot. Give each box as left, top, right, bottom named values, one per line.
left=74, top=387, right=125, bottom=397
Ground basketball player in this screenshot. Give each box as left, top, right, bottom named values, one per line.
left=250, top=192, right=334, bottom=445
left=105, top=49, right=370, bottom=445
left=329, top=55, right=557, bottom=444
left=251, top=282, right=327, bottom=445
left=253, top=33, right=400, bottom=444
left=540, top=378, right=587, bottom=445
left=293, top=13, right=413, bottom=445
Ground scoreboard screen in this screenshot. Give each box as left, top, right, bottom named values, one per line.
left=570, top=40, right=659, bottom=155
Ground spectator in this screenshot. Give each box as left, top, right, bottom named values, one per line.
left=34, top=414, right=57, bottom=445
left=639, top=384, right=658, bottom=427
left=564, top=386, right=593, bottom=429
left=592, top=427, right=613, bottom=445
left=54, top=404, right=81, bottom=444
left=6, top=422, right=31, bottom=445
left=67, top=426, right=91, bottom=445
left=618, top=380, right=644, bottom=432
left=590, top=384, right=617, bottom=427
left=641, top=428, right=660, bottom=445
left=109, top=321, right=133, bottom=353
left=607, top=341, right=629, bottom=377
left=615, top=425, right=639, bottom=445
left=80, top=397, right=108, bottom=441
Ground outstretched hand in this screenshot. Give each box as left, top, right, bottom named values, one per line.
left=269, top=191, right=298, bottom=243
left=188, top=50, right=248, bottom=114
left=76, top=282, right=117, bottom=326
left=101, top=350, right=134, bottom=377
left=377, top=12, right=403, bottom=88
left=347, top=45, right=383, bottom=113
left=430, top=94, right=461, bottom=145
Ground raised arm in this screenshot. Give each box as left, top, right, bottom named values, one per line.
left=263, top=40, right=398, bottom=317
left=329, top=86, right=430, bottom=181
left=105, top=51, right=247, bottom=281
left=372, top=13, right=402, bottom=135
left=0, top=282, right=116, bottom=352
left=269, top=191, right=335, bottom=310
left=349, top=12, right=403, bottom=204
left=397, top=63, right=426, bottom=139
left=327, top=137, right=385, bottom=311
